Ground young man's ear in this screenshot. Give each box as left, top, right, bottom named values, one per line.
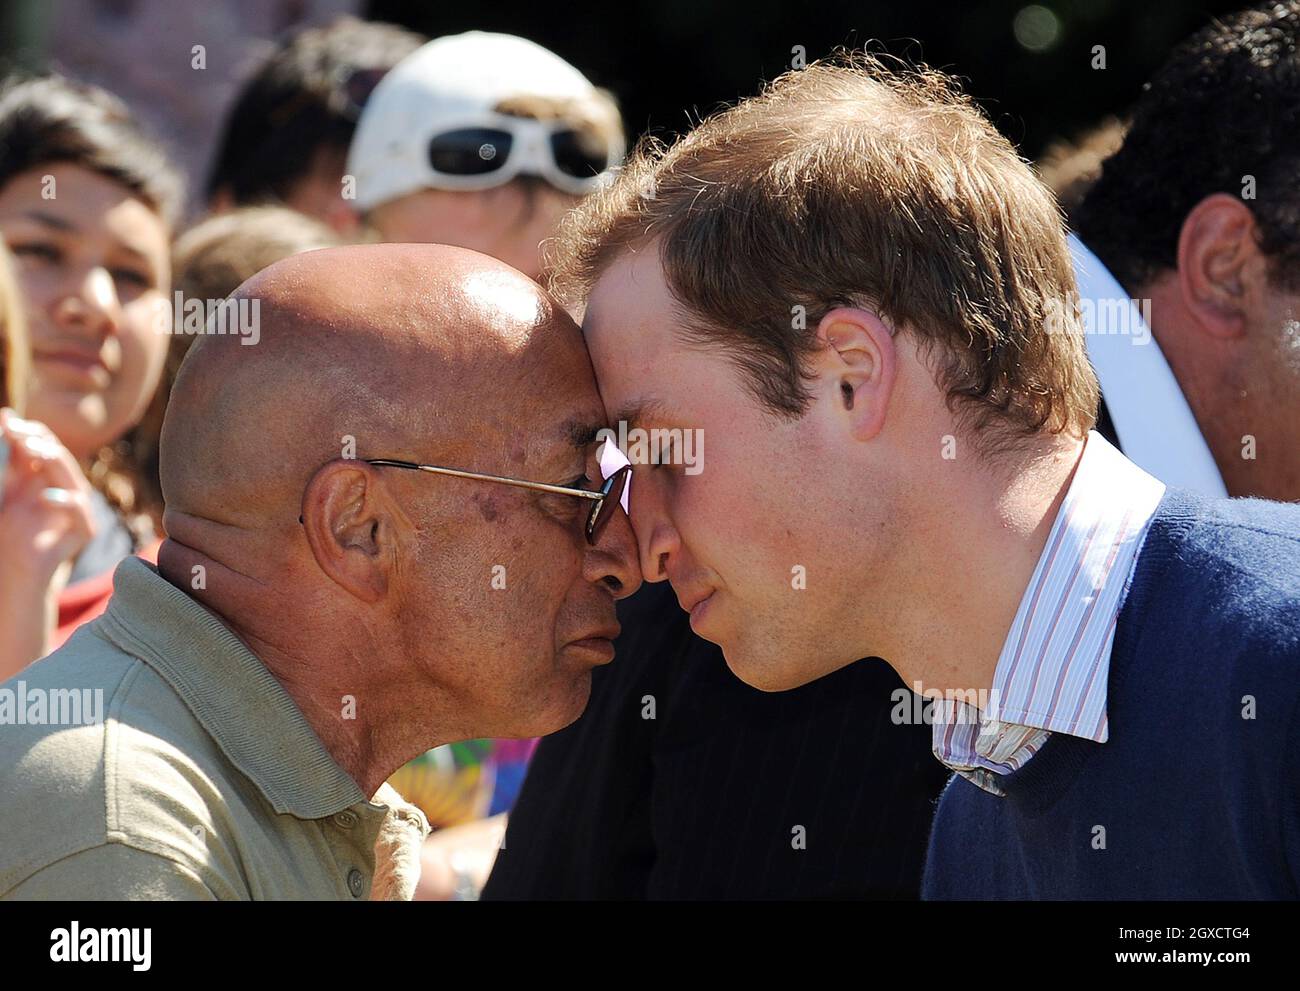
left=1176, top=192, right=1256, bottom=340
left=300, top=460, right=391, bottom=602
left=813, top=306, right=898, bottom=441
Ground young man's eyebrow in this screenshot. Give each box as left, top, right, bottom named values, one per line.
left=612, top=398, right=668, bottom=430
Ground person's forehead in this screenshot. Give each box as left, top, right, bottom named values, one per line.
left=582, top=250, right=705, bottom=416
left=583, top=247, right=676, bottom=340
left=513, top=406, right=607, bottom=474
left=0, top=165, right=167, bottom=260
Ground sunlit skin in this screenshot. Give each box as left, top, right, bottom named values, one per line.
left=366, top=185, right=575, bottom=282
left=0, top=163, right=171, bottom=462
left=157, top=244, right=641, bottom=797
left=1133, top=193, right=1300, bottom=501
left=581, top=242, right=1081, bottom=698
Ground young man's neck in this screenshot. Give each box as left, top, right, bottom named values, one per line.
left=887, top=432, right=1086, bottom=706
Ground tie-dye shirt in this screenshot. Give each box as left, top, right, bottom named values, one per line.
left=387, top=737, right=539, bottom=828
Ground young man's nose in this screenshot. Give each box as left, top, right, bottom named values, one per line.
left=629, top=479, right=678, bottom=583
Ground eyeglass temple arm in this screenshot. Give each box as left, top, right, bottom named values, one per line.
left=364, top=458, right=606, bottom=500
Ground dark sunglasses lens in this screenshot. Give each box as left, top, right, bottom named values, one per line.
left=588, top=467, right=629, bottom=543
left=549, top=129, right=610, bottom=179
left=428, top=129, right=514, bottom=176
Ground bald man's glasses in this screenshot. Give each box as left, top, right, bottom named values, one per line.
left=363, top=458, right=631, bottom=545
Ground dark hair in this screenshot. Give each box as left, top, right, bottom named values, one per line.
left=0, top=73, right=183, bottom=228
left=206, top=15, right=423, bottom=206
left=1076, top=1, right=1300, bottom=293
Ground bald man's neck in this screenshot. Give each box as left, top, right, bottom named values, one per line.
left=157, top=520, right=445, bottom=796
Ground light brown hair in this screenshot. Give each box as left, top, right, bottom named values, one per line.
left=1037, top=117, right=1127, bottom=222
left=548, top=53, right=1099, bottom=453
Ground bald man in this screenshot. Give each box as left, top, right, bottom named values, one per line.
left=0, top=244, right=640, bottom=900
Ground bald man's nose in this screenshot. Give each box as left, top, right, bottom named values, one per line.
left=585, top=501, right=642, bottom=599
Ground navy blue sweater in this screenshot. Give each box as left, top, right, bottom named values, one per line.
left=923, top=490, right=1300, bottom=899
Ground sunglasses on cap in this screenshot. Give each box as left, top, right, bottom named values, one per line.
left=423, top=111, right=623, bottom=196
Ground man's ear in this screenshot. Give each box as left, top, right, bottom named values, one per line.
left=813, top=306, right=898, bottom=441
left=300, top=460, right=391, bottom=602
left=1176, top=192, right=1256, bottom=340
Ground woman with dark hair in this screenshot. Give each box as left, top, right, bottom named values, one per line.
left=0, top=73, right=182, bottom=665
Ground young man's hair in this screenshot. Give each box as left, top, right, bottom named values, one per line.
left=207, top=15, right=424, bottom=207
left=0, top=73, right=183, bottom=228
left=1075, top=1, right=1300, bottom=293
left=549, top=53, right=1098, bottom=451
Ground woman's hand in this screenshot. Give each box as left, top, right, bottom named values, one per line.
left=0, top=407, right=96, bottom=679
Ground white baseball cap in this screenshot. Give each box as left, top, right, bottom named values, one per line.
left=347, top=31, right=617, bottom=211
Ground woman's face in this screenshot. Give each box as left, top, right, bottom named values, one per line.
left=0, top=163, right=170, bottom=460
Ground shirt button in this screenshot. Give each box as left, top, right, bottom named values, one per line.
left=347, top=868, right=365, bottom=898
left=333, top=810, right=359, bottom=829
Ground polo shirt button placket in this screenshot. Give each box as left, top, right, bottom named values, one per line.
left=333, top=810, right=359, bottom=829
left=347, top=867, right=365, bottom=899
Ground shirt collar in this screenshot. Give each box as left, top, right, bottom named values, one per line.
left=1069, top=234, right=1228, bottom=498
left=931, top=432, right=1165, bottom=784
left=97, top=557, right=370, bottom=819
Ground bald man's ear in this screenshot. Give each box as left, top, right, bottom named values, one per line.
left=812, top=306, right=898, bottom=442
left=300, top=461, right=391, bottom=603
left=1176, top=193, right=1255, bottom=340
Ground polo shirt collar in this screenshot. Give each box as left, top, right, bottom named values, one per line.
left=98, top=557, right=369, bottom=819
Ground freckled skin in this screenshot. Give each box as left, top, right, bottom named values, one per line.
left=473, top=491, right=501, bottom=524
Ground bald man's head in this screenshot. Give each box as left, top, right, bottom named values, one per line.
left=158, top=243, right=640, bottom=767
left=162, top=244, right=573, bottom=526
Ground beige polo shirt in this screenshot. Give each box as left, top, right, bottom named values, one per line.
left=0, top=557, right=429, bottom=900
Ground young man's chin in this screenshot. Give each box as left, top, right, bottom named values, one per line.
left=718, top=642, right=811, bottom=693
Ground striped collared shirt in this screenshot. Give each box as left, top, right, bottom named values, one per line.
left=931, top=432, right=1166, bottom=796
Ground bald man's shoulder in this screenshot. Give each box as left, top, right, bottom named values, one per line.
left=0, top=628, right=242, bottom=899
left=0, top=560, right=427, bottom=901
